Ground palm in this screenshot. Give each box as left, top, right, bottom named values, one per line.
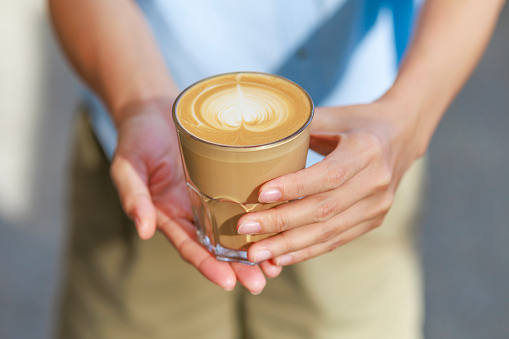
left=111, top=102, right=279, bottom=293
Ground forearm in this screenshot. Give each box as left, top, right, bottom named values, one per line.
left=48, top=0, right=177, bottom=124
left=382, top=0, right=506, bottom=156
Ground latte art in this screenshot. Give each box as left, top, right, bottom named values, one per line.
left=199, top=83, right=288, bottom=131
left=176, top=73, right=312, bottom=146
left=199, top=83, right=288, bottom=132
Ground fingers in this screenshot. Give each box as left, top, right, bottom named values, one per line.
left=259, top=260, right=283, bottom=279
left=272, top=218, right=379, bottom=266
left=157, top=211, right=273, bottom=294
left=246, top=191, right=392, bottom=263
left=238, top=172, right=374, bottom=235
left=111, top=155, right=157, bottom=239
left=231, top=263, right=267, bottom=295
left=157, top=211, right=238, bottom=291
left=257, top=144, right=365, bottom=204
left=257, top=156, right=347, bottom=203
left=258, top=131, right=389, bottom=204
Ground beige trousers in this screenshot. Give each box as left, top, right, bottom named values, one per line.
left=57, top=114, right=425, bottom=339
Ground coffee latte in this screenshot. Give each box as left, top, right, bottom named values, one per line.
left=173, top=72, right=313, bottom=264
left=176, top=73, right=311, bottom=146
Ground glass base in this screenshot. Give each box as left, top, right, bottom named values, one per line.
left=196, top=229, right=255, bottom=265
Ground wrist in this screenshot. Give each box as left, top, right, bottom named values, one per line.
left=375, top=88, right=430, bottom=160
left=113, top=95, right=176, bottom=128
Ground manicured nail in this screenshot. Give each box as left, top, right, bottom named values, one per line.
left=275, top=254, right=293, bottom=266
left=253, top=249, right=272, bottom=263
left=259, top=189, right=282, bottom=203
left=238, top=221, right=261, bottom=234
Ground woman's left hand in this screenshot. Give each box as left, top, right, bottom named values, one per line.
left=237, top=99, right=424, bottom=266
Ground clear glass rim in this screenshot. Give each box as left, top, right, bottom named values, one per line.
left=172, top=71, right=314, bottom=150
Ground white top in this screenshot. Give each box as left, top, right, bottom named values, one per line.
left=85, top=0, right=421, bottom=166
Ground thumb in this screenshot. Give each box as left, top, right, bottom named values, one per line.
left=110, top=155, right=157, bottom=239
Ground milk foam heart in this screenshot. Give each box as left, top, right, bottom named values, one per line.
left=176, top=73, right=311, bottom=146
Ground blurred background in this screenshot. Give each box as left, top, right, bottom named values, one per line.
left=0, top=1, right=507, bottom=339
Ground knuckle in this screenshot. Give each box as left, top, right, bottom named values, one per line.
left=327, top=239, right=342, bottom=253
left=275, top=230, right=297, bottom=254
left=272, top=210, right=291, bottom=233
left=380, top=165, right=393, bottom=187
left=179, top=254, right=190, bottom=265
left=326, top=160, right=346, bottom=188
left=177, top=238, right=193, bottom=263
left=315, top=223, right=338, bottom=243
left=361, top=132, right=385, bottom=160
left=314, top=198, right=338, bottom=222
left=301, top=246, right=314, bottom=261
left=330, top=236, right=348, bottom=249
left=288, top=177, right=306, bottom=198
left=374, top=164, right=393, bottom=192
left=378, top=192, right=394, bottom=214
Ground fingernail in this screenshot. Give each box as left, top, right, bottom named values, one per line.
left=250, top=290, right=263, bottom=296
left=275, top=254, right=293, bottom=266
left=259, top=189, right=282, bottom=203
left=238, top=221, right=261, bottom=234
left=253, top=249, right=272, bottom=263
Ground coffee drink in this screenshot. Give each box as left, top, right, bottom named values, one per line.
left=176, top=73, right=311, bottom=146
left=173, top=72, right=313, bottom=264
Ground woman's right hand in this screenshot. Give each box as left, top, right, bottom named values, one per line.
left=110, top=98, right=282, bottom=294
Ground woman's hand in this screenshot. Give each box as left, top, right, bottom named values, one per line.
left=238, top=99, right=424, bottom=265
left=110, top=98, right=282, bottom=294
left=237, top=0, right=506, bottom=268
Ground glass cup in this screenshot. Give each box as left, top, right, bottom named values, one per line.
left=172, top=72, right=313, bottom=264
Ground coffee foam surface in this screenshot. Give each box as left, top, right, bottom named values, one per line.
left=176, top=73, right=312, bottom=146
